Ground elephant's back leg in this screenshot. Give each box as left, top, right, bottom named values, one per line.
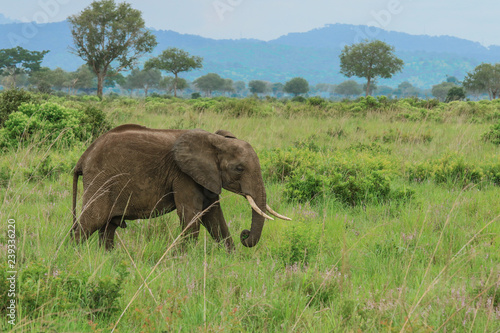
left=72, top=175, right=115, bottom=244
left=99, top=217, right=123, bottom=250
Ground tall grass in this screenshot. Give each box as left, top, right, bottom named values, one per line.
left=0, top=96, right=499, bottom=332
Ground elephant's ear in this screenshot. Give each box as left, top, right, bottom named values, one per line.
left=173, top=130, right=222, bottom=194
left=215, top=129, right=237, bottom=139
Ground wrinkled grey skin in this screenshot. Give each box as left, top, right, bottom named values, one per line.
left=72, top=124, right=269, bottom=251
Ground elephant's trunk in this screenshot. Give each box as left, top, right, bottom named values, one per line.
left=240, top=192, right=268, bottom=247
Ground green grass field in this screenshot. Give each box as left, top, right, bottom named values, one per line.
left=1, top=95, right=499, bottom=332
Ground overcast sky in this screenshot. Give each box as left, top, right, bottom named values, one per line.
left=1, top=0, right=499, bottom=46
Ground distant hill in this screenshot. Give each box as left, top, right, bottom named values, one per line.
left=0, top=14, right=21, bottom=24
left=0, top=21, right=499, bottom=88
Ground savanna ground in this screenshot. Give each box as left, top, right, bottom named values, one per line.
left=1, top=94, right=499, bottom=332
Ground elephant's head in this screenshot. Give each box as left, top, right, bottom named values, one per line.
left=173, top=129, right=290, bottom=247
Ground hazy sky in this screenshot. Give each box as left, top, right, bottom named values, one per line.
left=1, top=0, right=499, bottom=46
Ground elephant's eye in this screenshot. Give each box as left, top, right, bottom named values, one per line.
left=235, top=165, right=244, bottom=173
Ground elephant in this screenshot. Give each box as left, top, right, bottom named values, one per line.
left=71, top=124, right=290, bottom=251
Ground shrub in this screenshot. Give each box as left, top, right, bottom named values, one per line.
left=482, top=120, right=500, bottom=145
left=291, top=96, right=307, bottom=103
left=82, top=105, right=112, bottom=137
left=192, top=99, right=218, bottom=112
left=407, top=152, right=489, bottom=186
left=260, top=147, right=321, bottom=183
left=24, top=150, right=81, bottom=182
left=1, top=102, right=111, bottom=149
left=307, top=96, right=327, bottom=107
left=262, top=146, right=412, bottom=206
left=215, top=98, right=264, bottom=117
left=0, top=88, right=37, bottom=126
left=270, top=218, right=321, bottom=265
left=2, top=260, right=129, bottom=320
left=377, top=128, right=433, bottom=144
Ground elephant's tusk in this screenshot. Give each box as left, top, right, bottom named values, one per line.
left=245, top=195, right=274, bottom=220
left=266, top=204, right=292, bottom=221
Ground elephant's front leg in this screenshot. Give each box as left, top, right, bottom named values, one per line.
left=173, top=178, right=205, bottom=243
left=201, top=196, right=235, bottom=252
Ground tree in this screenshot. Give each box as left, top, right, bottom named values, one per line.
left=130, top=68, right=161, bottom=97
left=446, top=75, right=460, bottom=84
left=222, top=78, right=234, bottom=96
left=68, top=0, right=157, bottom=98
left=334, top=80, right=362, bottom=97
left=271, top=82, right=284, bottom=96
left=394, top=81, right=420, bottom=97
left=29, top=67, right=71, bottom=92
left=248, top=80, right=267, bottom=95
left=234, top=81, right=246, bottom=95
left=103, top=69, right=126, bottom=89
left=158, top=76, right=188, bottom=95
left=122, top=68, right=160, bottom=96
left=145, top=47, right=202, bottom=97
left=362, top=82, right=378, bottom=96
left=463, top=63, right=500, bottom=100
left=70, top=65, right=96, bottom=94
left=431, top=82, right=456, bottom=101
left=375, top=85, right=394, bottom=96
left=315, top=83, right=332, bottom=92
left=284, top=77, right=309, bottom=97
left=0, top=46, right=48, bottom=87
left=339, top=40, right=403, bottom=96
left=193, top=73, right=225, bottom=96
left=445, top=86, right=466, bottom=102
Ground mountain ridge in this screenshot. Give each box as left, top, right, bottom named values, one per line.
left=0, top=20, right=498, bottom=88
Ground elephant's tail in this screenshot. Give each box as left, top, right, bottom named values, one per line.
left=72, top=167, right=82, bottom=226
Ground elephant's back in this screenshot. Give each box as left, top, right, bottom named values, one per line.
left=77, top=124, right=186, bottom=174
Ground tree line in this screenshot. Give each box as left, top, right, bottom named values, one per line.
left=0, top=0, right=499, bottom=101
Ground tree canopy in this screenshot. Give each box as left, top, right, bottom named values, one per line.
left=463, top=63, right=500, bottom=100
left=0, top=47, right=49, bottom=87
left=248, top=80, right=267, bottom=95
left=340, top=40, right=403, bottom=96
left=145, top=47, right=202, bottom=97
left=334, top=80, right=362, bottom=97
left=193, top=73, right=225, bottom=96
left=122, top=68, right=161, bottom=97
left=68, top=0, right=157, bottom=98
left=431, top=82, right=456, bottom=101
left=284, top=77, right=309, bottom=96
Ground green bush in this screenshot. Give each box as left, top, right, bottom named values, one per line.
left=262, top=146, right=412, bottom=206
left=0, top=88, right=37, bottom=126
left=260, top=147, right=321, bottom=183
left=215, top=98, right=265, bottom=117
left=192, top=99, right=218, bottom=112
left=407, top=152, right=493, bottom=186
left=2, top=260, right=129, bottom=320
left=291, top=96, right=307, bottom=103
left=0, top=102, right=111, bottom=149
left=24, top=150, right=81, bottom=182
left=378, top=128, right=433, bottom=144
left=307, top=96, right=327, bottom=107
left=482, top=120, right=500, bottom=145
left=270, top=218, right=321, bottom=265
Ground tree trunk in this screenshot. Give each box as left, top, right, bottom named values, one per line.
left=174, top=73, right=178, bottom=97
left=97, top=72, right=105, bottom=99
left=366, top=77, right=371, bottom=97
